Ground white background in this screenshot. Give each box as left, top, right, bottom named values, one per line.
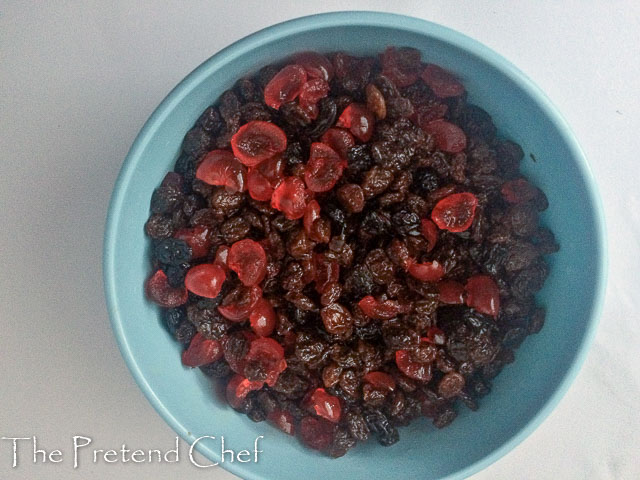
left=1, top=1, right=639, bottom=479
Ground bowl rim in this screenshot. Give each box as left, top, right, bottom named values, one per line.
left=103, top=10, right=608, bottom=480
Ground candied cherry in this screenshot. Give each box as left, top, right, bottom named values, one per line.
left=501, top=178, right=538, bottom=204
left=256, top=154, right=285, bottom=184
left=423, top=326, right=446, bottom=345
left=247, top=167, right=273, bottom=201
left=422, top=119, right=467, bottom=153
left=314, top=253, right=340, bottom=293
left=263, top=64, right=308, bottom=109
left=309, top=388, right=342, bottom=423
left=243, top=337, right=287, bottom=387
left=304, top=142, right=344, bottom=193
left=420, top=219, right=439, bottom=252
left=421, top=64, right=465, bottom=98
left=437, top=280, right=465, bottom=304
left=214, top=245, right=230, bottom=270
left=321, top=128, right=355, bottom=162
left=267, top=409, right=295, bottom=435
left=145, top=269, right=187, bottom=307
left=174, top=226, right=211, bottom=259
left=303, top=200, right=321, bottom=236
left=300, top=416, right=335, bottom=451
left=299, top=78, right=330, bottom=110
left=363, top=371, right=396, bottom=392
left=228, top=239, right=267, bottom=286
left=358, top=295, right=403, bottom=320
left=231, top=121, right=287, bottom=167
left=217, top=285, right=262, bottom=321
left=225, top=374, right=263, bottom=409
left=293, top=51, right=334, bottom=81
left=465, top=275, right=500, bottom=317
left=181, top=332, right=223, bottom=367
left=271, top=176, right=307, bottom=220
left=195, top=149, right=247, bottom=192
left=395, top=350, right=433, bottom=382
left=336, top=103, right=375, bottom=142
left=184, top=263, right=226, bottom=298
left=407, top=260, right=445, bottom=282
left=431, top=192, right=478, bottom=232
left=249, top=298, right=276, bottom=337
left=380, top=46, right=420, bottom=88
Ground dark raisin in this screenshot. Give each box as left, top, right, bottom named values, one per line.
left=153, top=238, right=192, bottom=265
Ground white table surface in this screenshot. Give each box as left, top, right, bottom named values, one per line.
left=1, top=1, right=639, bottom=479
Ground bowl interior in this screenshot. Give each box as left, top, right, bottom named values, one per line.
left=104, top=13, right=605, bottom=480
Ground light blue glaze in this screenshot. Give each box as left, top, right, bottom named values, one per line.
left=103, top=12, right=607, bottom=480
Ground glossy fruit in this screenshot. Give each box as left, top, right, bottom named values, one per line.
left=363, top=371, right=396, bottom=391
left=228, top=239, right=267, bottom=286
left=300, top=416, right=335, bottom=450
left=247, top=167, right=274, bottom=201
left=501, top=178, right=538, bottom=204
left=195, top=150, right=247, bottom=192
left=267, top=409, right=295, bottom=435
left=380, top=47, right=420, bottom=88
left=407, top=260, right=445, bottom=282
left=214, top=245, right=230, bottom=270
left=184, top=264, right=226, bottom=298
left=315, top=253, right=340, bottom=293
left=181, top=332, right=223, bottom=367
left=293, top=51, right=334, bottom=81
left=358, top=295, right=403, bottom=320
left=465, top=275, right=500, bottom=317
left=310, top=388, right=342, bottom=423
left=304, top=143, right=344, bottom=193
left=437, top=280, right=465, bottom=304
left=145, top=269, right=188, bottom=307
left=336, top=103, right=375, bottom=142
left=271, top=176, right=307, bottom=220
left=421, top=64, right=465, bottom=98
left=217, top=285, right=262, bottom=321
left=226, top=374, right=262, bottom=409
left=264, top=64, right=308, bottom=109
left=431, top=192, right=478, bottom=232
left=422, top=119, right=467, bottom=153
left=243, top=337, right=287, bottom=387
left=299, top=78, right=330, bottom=110
left=424, top=326, right=446, bottom=345
left=174, top=226, right=211, bottom=259
left=420, top=219, right=439, bottom=252
left=395, top=350, right=432, bottom=382
left=231, top=121, right=287, bottom=166
left=249, top=298, right=276, bottom=336
left=303, top=200, right=321, bottom=236
left=321, top=128, right=355, bottom=161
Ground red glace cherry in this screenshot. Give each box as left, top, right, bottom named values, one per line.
left=424, top=326, right=446, bottom=345
left=293, top=51, right=334, bottom=81
left=174, top=226, right=212, bottom=259
left=249, top=298, right=276, bottom=337
left=231, top=120, right=287, bottom=167
left=263, top=64, right=308, bottom=109
left=422, top=119, right=467, bottom=153
left=243, top=337, right=287, bottom=387
left=303, top=200, right=321, bottom=236
left=309, top=388, right=342, bottom=423
left=336, top=103, right=375, bottom=142
left=420, top=219, right=439, bottom=252
left=271, top=176, right=307, bottom=220
left=437, top=280, right=465, bottom=305
left=267, top=409, right=295, bottom=435
left=145, top=269, right=187, bottom=307
left=225, top=374, right=262, bottom=409
left=304, top=142, right=344, bottom=193
left=363, top=371, right=396, bottom=392
left=299, top=78, right=330, bottom=111
left=321, top=128, right=355, bottom=162
left=214, top=245, right=230, bottom=270
left=181, top=332, right=223, bottom=367
left=217, top=285, right=262, bottom=322
left=358, top=295, right=404, bottom=320
left=195, top=150, right=247, bottom=192
left=228, top=239, right=267, bottom=287
left=407, top=260, right=445, bottom=282
left=421, top=64, right=465, bottom=98
left=299, top=416, right=335, bottom=451
left=184, top=264, right=226, bottom=298
left=465, top=275, right=500, bottom=317
left=431, top=192, right=478, bottom=232
left=247, top=167, right=273, bottom=201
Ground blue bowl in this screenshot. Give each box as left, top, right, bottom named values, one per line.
left=103, top=11, right=607, bottom=480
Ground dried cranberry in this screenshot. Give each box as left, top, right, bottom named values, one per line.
left=437, top=280, right=465, bottom=304
left=145, top=269, right=188, bottom=307
left=465, top=275, right=500, bottom=317
left=195, top=150, right=247, bottom=192
left=228, top=239, right=267, bottom=286
left=395, top=350, right=432, bottom=382
left=293, top=52, right=334, bottom=81
left=424, top=326, right=446, bottom=345
left=336, top=103, right=375, bottom=142
left=420, top=219, right=439, bottom=252
left=422, top=119, right=467, bottom=153
left=363, top=371, right=396, bottom=392
left=184, top=264, right=226, bottom=298
left=321, top=128, right=355, bottom=161
left=407, top=261, right=445, bottom=282
left=214, top=245, right=230, bottom=270
left=217, top=285, right=262, bottom=321
left=174, top=226, right=211, bottom=259
left=421, top=64, right=465, bottom=98
left=358, top=296, right=403, bottom=320
left=501, top=178, right=538, bottom=204
left=243, top=337, right=287, bottom=387
left=304, top=142, right=344, bottom=193
left=264, top=64, right=307, bottom=109
left=182, top=332, right=223, bottom=367
left=309, top=388, right=342, bottom=423
left=249, top=298, right=276, bottom=336
left=431, top=192, right=478, bottom=232
left=267, top=409, right=295, bottom=435
left=247, top=167, right=274, bottom=201
left=300, top=416, right=335, bottom=450
left=271, top=176, right=307, bottom=220
left=299, top=78, right=330, bottom=110
left=231, top=120, right=287, bottom=166
left=226, top=374, right=262, bottom=409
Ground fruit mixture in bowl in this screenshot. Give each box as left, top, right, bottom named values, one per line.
left=143, top=47, right=558, bottom=457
